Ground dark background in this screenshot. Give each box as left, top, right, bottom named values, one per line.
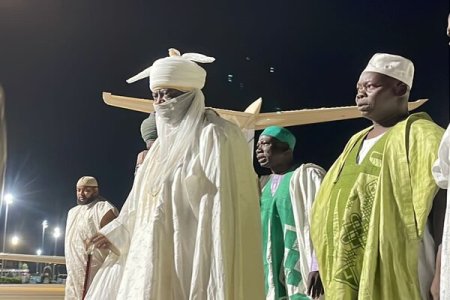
left=0, top=0, right=448, bottom=256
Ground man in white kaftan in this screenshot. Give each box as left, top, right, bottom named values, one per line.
left=429, top=14, right=450, bottom=300
left=65, top=176, right=118, bottom=300
left=87, top=49, right=265, bottom=300
left=432, top=125, right=450, bottom=300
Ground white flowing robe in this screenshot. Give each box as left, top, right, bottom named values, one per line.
left=87, top=92, right=264, bottom=300
left=65, top=199, right=118, bottom=300
left=432, top=124, right=450, bottom=300
left=289, top=164, right=325, bottom=298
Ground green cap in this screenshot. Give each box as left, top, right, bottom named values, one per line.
left=260, top=126, right=296, bottom=150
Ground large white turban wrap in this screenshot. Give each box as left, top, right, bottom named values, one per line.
left=362, top=53, right=415, bottom=88
left=126, top=48, right=215, bottom=92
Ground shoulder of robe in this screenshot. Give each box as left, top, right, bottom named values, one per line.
left=296, top=163, right=326, bottom=179
left=202, top=109, right=243, bottom=142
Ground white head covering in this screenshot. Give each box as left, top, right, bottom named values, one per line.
left=126, top=48, right=215, bottom=92
left=362, top=53, right=415, bottom=88
left=76, top=176, right=98, bottom=187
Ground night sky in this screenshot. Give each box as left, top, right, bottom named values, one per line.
left=0, top=0, right=448, bottom=256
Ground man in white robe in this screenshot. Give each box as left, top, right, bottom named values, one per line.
left=65, top=176, right=118, bottom=300
left=429, top=13, right=450, bottom=300
left=87, top=48, right=265, bottom=299
left=432, top=125, right=450, bottom=300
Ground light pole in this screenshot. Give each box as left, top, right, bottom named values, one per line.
left=52, top=227, right=61, bottom=281
left=36, top=249, right=42, bottom=274
left=53, top=227, right=61, bottom=256
left=10, top=235, right=19, bottom=269
left=41, top=220, right=48, bottom=255
left=10, top=235, right=19, bottom=250
left=1, top=194, right=13, bottom=271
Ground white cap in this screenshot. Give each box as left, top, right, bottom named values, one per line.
left=362, top=53, right=414, bottom=88
left=76, top=176, right=98, bottom=187
left=126, top=48, right=215, bottom=92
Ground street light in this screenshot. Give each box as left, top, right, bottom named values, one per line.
left=53, top=227, right=61, bottom=256
left=36, top=249, right=42, bottom=274
left=10, top=235, right=19, bottom=248
left=1, top=193, right=13, bottom=271
left=41, top=220, right=48, bottom=255
left=52, top=227, right=61, bottom=281
left=10, top=235, right=19, bottom=269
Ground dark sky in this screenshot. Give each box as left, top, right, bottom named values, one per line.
left=0, top=0, right=448, bottom=256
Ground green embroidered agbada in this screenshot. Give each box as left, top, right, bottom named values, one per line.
left=261, top=169, right=308, bottom=300
left=311, top=113, right=444, bottom=299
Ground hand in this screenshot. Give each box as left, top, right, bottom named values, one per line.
left=136, top=150, right=148, bottom=167
left=430, top=245, right=442, bottom=300
left=88, top=233, right=112, bottom=250
left=307, top=271, right=324, bottom=299
left=431, top=276, right=440, bottom=300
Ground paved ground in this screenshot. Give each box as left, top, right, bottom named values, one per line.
left=0, top=284, right=64, bottom=299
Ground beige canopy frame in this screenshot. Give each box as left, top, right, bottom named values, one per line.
left=102, top=92, right=427, bottom=130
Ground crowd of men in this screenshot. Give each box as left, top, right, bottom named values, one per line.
left=62, top=15, right=450, bottom=300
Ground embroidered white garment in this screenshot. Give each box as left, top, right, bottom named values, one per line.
left=86, top=90, right=264, bottom=300
left=432, top=124, right=450, bottom=300
left=64, top=198, right=118, bottom=300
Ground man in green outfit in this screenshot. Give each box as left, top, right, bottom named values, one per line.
left=311, top=53, right=445, bottom=299
left=256, top=126, right=326, bottom=299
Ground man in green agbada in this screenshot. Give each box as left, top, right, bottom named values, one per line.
left=311, top=53, right=445, bottom=299
left=257, top=126, right=326, bottom=299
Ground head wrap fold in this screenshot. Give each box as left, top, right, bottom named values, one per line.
left=362, top=53, right=414, bottom=88
left=126, top=48, right=215, bottom=92
left=261, top=126, right=296, bottom=150
left=140, top=113, right=158, bottom=142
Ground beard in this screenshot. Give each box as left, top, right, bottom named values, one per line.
left=77, top=193, right=98, bottom=205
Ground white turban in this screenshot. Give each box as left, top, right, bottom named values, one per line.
left=362, top=53, right=415, bottom=88
left=126, top=48, right=215, bottom=92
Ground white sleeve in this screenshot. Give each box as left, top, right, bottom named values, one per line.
left=432, top=124, right=450, bottom=189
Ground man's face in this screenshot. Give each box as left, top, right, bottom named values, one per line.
left=152, top=88, right=185, bottom=105
left=76, top=186, right=98, bottom=204
left=256, top=135, right=290, bottom=169
left=355, top=72, right=404, bottom=122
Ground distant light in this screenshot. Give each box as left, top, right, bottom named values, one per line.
left=269, top=67, right=275, bottom=73
left=245, top=56, right=251, bottom=61
left=227, top=74, right=233, bottom=83
left=239, top=83, right=244, bottom=89
left=4, top=193, right=13, bottom=205
left=36, top=249, right=42, bottom=256
left=42, top=220, right=48, bottom=229
left=53, top=227, right=61, bottom=239
left=11, top=235, right=19, bottom=246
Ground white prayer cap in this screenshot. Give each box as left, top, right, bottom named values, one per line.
left=362, top=53, right=414, bottom=88
left=76, top=176, right=98, bottom=187
left=126, top=48, right=215, bottom=92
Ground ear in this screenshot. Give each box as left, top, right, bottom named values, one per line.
left=393, top=82, right=408, bottom=97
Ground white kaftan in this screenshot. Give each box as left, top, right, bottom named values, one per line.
left=87, top=90, right=264, bottom=300
left=290, top=164, right=325, bottom=299
left=432, top=124, right=450, bottom=300
left=65, top=198, right=118, bottom=300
